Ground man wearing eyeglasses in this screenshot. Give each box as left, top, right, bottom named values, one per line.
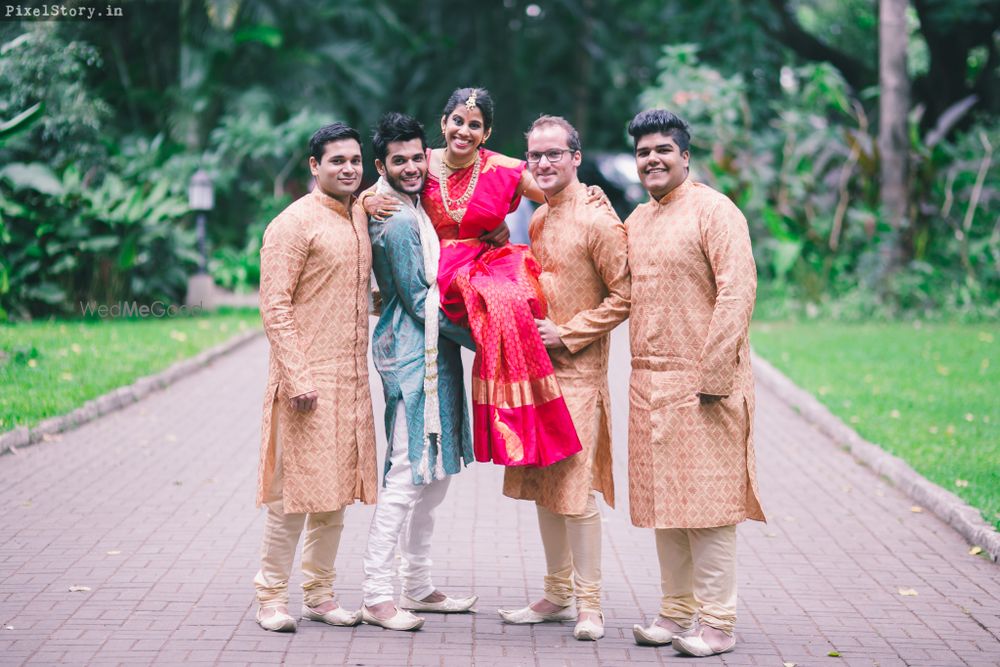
left=498, top=115, right=630, bottom=641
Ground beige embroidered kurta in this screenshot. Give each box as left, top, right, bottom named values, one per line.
left=256, top=188, right=377, bottom=514
left=503, top=182, right=631, bottom=515
left=625, top=178, right=765, bottom=529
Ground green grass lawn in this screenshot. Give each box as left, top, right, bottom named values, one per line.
left=0, top=309, right=261, bottom=433
left=751, top=320, right=1000, bottom=532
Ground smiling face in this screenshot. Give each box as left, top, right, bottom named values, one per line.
left=634, top=131, right=689, bottom=200
left=309, top=138, right=363, bottom=202
left=440, top=105, right=491, bottom=162
left=526, top=124, right=581, bottom=198
left=375, top=138, right=427, bottom=199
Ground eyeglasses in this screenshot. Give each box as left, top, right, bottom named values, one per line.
left=525, top=148, right=575, bottom=165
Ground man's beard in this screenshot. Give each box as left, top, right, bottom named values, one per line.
left=386, top=171, right=425, bottom=196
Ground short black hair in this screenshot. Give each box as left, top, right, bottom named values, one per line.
left=627, top=109, right=691, bottom=153
left=371, top=112, right=427, bottom=163
left=525, top=115, right=581, bottom=153
left=442, top=87, right=495, bottom=131
left=309, top=122, right=361, bottom=162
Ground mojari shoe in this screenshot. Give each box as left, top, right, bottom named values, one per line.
left=573, top=612, right=605, bottom=641
left=301, top=603, right=361, bottom=626
left=632, top=616, right=696, bottom=646
left=498, top=604, right=576, bottom=624
left=256, top=606, right=297, bottom=633
left=361, top=605, right=425, bottom=631
left=672, top=625, right=736, bottom=657
left=400, top=593, right=478, bottom=613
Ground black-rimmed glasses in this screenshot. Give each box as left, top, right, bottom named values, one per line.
left=525, top=149, right=574, bottom=165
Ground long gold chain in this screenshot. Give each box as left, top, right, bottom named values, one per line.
left=439, top=150, right=481, bottom=223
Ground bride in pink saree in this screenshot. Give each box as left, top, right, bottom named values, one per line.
left=367, top=87, right=587, bottom=467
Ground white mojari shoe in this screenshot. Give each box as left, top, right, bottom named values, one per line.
left=632, top=616, right=696, bottom=646
left=361, top=605, right=425, bottom=631
left=301, top=603, right=361, bottom=626
left=573, top=612, right=605, bottom=641
left=497, top=604, right=575, bottom=624
left=400, top=593, right=478, bottom=613
left=256, top=606, right=297, bottom=633
left=672, top=625, right=736, bottom=657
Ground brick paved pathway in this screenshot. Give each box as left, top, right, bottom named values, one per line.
left=2, top=326, right=998, bottom=666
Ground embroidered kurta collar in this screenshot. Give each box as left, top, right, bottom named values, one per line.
left=655, top=176, right=693, bottom=206
left=546, top=181, right=586, bottom=208
left=311, top=187, right=355, bottom=219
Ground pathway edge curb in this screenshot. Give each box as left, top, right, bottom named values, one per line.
left=1, top=328, right=264, bottom=457
left=752, top=350, right=999, bottom=563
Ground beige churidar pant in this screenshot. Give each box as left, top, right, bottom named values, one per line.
left=254, top=403, right=346, bottom=609
left=655, top=524, right=737, bottom=633
left=536, top=407, right=603, bottom=613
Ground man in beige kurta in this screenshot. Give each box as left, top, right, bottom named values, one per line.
left=624, top=109, right=764, bottom=657
left=254, top=122, right=377, bottom=633
left=499, top=116, right=630, bottom=641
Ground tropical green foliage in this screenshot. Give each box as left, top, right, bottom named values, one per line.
left=0, top=0, right=997, bottom=317
left=642, top=44, right=999, bottom=320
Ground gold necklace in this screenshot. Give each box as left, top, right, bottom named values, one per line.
left=442, top=150, right=477, bottom=170
left=439, top=150, right=481, bottom=223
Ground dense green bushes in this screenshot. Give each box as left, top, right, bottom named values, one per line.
left=641, top=45, right=999, bottom=320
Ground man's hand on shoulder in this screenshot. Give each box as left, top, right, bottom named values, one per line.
left=290, top=390, right=319, bottom=412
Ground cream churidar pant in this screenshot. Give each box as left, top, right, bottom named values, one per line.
left=536, top=407, right=603, bottom=613
left=254, top=403, right=345, bottom=608
left=655, top=524, right=737, bottom=632
left=361, top=409, right=451, bottom=606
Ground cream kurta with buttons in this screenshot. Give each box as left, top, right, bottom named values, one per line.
left=503, top=182, right=631, bottom=515
left=256, top=188, right=377, bottom=514
left=625, top=178, right=764, bottom=529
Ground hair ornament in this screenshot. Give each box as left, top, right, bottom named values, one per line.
left=465, top=89, right=478, bottom=111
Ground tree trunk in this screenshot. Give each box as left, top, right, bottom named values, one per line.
left=877, top=0, right=910, bottom=297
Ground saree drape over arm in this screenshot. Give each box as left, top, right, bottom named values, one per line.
left=503, top=182, right=631, bottom=514
left=422, top=148, right=582, bottom=467
left=256, top=189, right=377, bottom=514
left=625, top=178, right=764, bottom=529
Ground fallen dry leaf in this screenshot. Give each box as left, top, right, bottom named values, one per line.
left=68, top=585, right=91, bottom=592
left=106, top=550, right=121, bottom=555
left=910, top=506, right=923, bottom=513
left=898, top=588, right=918, bottom=596
left=969, top=546, right=983, bottom=556
left=784, top=663, right=797, bottom=667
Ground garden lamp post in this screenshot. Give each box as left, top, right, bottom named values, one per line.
left=188, top=169, right=214, bottom=274
left=185, top=170, right=215, bottom=309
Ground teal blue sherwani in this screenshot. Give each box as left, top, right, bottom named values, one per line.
left=369, top=200, right=475, bottom=485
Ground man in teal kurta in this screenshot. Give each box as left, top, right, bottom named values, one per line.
left=360, top=112, right=477, bottom=631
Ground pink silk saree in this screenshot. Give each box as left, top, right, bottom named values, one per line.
left=423, top=148, right=581, bottom=467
